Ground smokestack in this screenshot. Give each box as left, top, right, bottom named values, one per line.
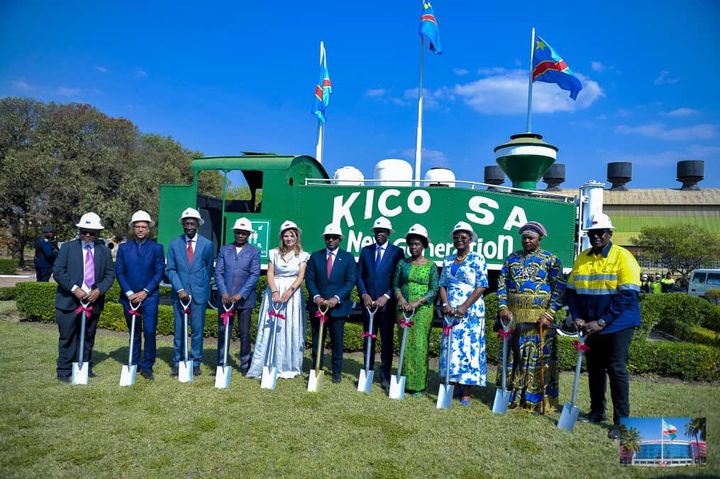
left=677, top=160, right=704, bottom=190
left=542, top=163, right=566, bottom=191
left=484, top=165, right=505, bottom=190
left=607, top=162, right=632, bottom=191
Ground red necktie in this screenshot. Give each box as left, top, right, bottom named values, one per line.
left=187, top=240, right=194, bottom=264
left=326, top=251, right=334, bottom=279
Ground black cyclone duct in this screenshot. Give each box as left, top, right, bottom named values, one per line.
left=542, top=163, right=565, bottom=191
left=607, top=162, right=632, bottom=191
left=677, top=160, right=704, bottom=190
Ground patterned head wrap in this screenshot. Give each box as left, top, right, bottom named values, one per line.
left=519, top=221, right=548, bottom=238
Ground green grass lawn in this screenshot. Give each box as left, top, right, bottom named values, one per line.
left=0, top=302, right=717, bottom=478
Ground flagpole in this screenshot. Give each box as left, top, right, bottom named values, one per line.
left=525, top=27, right=536, bottom=133
left=315, top=41, right=325, bottom=164
left=661, top=418, right=665, bottom=465
left=414, top=36, right=425, bottom=186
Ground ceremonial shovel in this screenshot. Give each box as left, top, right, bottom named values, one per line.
left=436, top=315, right=456, bottom=410
left=308, top=305, right=330, bottom=392
left=72, top=300, right=93, bottom=385
left=215, top=302, right=234, bottom=389
left=178, top=296, right=194, bottom=383
left=389, top=309, right=415, bottom=400
left=357, top=305, right=378, bottom=394
left=261, top=302, right=285, bottom=390
left=557, top=331, right=588, bottom=432
left=492, top=314, right=514, bottom=414
left=119, top=300, right=142, bottom=387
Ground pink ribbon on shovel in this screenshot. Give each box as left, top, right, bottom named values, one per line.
left=572, top=340, right=590, bottom=353
left=361, top=332, right=377, bottom=339
left=399, top=319, right=415, bottom=328
left=443, top=325, right=452, bottom=337
left=497, top=329, right=511, bottom=341
left=74, top=304, right=94, bottom=315
left=314, top=310, right=327, bottom=323
left=220, top=308, right=233, bottom=327
left=128, top=308, right=142, bottom=317
left=268, top=311, right=286, bottom=320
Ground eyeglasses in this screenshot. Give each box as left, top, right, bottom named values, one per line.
left=325, top=235, right=341, bottom=241
left=587, top=229, right=610, bottom=237
left=79, top=230, right=98, bottom=237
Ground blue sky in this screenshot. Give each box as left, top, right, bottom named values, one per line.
left=620, top=417, right=697, bottom=441
left=2, top=1, right=718, bottom=189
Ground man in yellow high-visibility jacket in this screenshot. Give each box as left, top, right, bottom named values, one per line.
left=566, top=213, right=641, bottom=441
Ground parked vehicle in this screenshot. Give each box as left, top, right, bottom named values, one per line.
left=688, top=269, right=720, bottom=299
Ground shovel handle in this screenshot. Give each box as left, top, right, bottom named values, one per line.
left=365, top=304, right=379, bottom=317
left=179, top=295, right=192, bottom=311
left=402, top=308, right=415, bottom=321
left=222, top=302, right=235, bottom=313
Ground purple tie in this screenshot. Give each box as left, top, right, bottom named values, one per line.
left=84, top=245, right=95, bottom=288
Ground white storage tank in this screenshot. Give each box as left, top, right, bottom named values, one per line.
left=374, top=159, right=413, bottom=186
left=424, top=167, right=455, bottom=187
left=333, top=166, right=365, bottom=185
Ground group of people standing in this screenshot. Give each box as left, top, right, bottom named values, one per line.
left=51, top=207, right=640, bottom=439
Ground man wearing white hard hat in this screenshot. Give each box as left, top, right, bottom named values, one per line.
left=214, top=217, right=260, bottom=375
left=305, top=223, right=357, bottom=383
left=115, top=211, right=165, bottom=380
left=166, top=207, right=214, bottom=376
left=53, top=212, right=115, bottom=382
left=566, top=212, right=641, bottom=440
left=356, top=217, right=405, bottom=389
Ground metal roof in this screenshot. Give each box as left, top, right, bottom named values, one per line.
left=555, top=188, right=720, bottom=205
left=191, top=154, right=328, bottom=177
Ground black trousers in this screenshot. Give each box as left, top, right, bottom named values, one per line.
left=217, top=307, right=252, bottom=373
left=36, top=267, right=52, bottom=282
left=56, top=307, right=100, bottom=377
left=310, top=315, right=346, bottom=376
left=585, top=327, right=634, bottom=425
left=362, top=304, right=396, bottom=381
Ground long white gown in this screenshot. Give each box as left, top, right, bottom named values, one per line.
left=247, top=249, right=309, bottom=379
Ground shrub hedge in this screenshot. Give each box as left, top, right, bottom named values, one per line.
left=0, top=286, right=16, bottom=301
left=13, top=281, right=720, bottom=380
left=0, top=258, right=17, bottom=275
left=640, top=293, right=720, bottom=339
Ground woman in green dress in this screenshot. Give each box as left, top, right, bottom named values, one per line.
left=393, top=224, right=439, bottom=397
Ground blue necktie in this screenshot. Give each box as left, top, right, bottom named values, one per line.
left=375, top=246, right=383, bottom=270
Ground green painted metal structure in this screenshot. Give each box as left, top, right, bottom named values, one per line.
left=157, top=153, right=578, bottom=270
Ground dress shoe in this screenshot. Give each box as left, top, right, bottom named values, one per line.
left=608, top=426, right=622, bottom=440
left=193, top=366, right=202, bottom=376
left=381, top=378, right=390, bottom=390
left=141, top=369, right=155, bottom=380
left=332, top=374, right=342, bottom=384
left=579, top=413, right=606, bottom=424
left=170, top=366, right=179, bottom=377
left=88, top=370, right=97, bottom=378
left=57, top=376, right=71, bottom=383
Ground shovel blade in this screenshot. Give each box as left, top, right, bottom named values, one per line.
left=72, top=362, right=89, bottom=385
left=388, top=375, right=406, bottom=400
left=119, top=364, right=137, bottom=386
left=308, top=369, right=323, bottom=392
left=261, top=366, right=278, bottom=390
left=214, top=366, right=232, bottom=389
left=436, top=384, right=454, bottom=409
left=492, top=388, right=512, bottom=414
left=557, top=402, right=580, bottom=432
left=178, top=361, right=193, bottom=383
left=357, top=369, right=374, bottom=394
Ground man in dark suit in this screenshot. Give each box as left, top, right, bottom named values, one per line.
left=306, top=223, right=357, bottom=383
left=34, top=226, right=59, bottom=282
left=115, top=210, right=165, bottom=380
left=166, top=207, right=215, bottom=376
left=357, top=217, right=405, bottom=389
left=53, top=212, right=116, bottom=382
left=215, top=217, right=261, bottom=374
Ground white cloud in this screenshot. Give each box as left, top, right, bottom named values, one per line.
left=453, top=68, right=469, bottom=76
left=134, top=69, right=148, bottom=79
left=614, top=122, right=717, bottom=141
left=591, top=61, right=606, bottom=72
left=601, top=145, right=720, bottom=167
left=57, top=86, right=81, bottom=97
left=452, top=69, right=603, bottom=114
left=397, top=147, right=450, bottom=167
left=476, top=67, right=508, bottom=76
left=94, top=66, right=108, bottom=73
left=664, top=107, right=699, bottom=117
left=402, top=87, right=452, bottom=110
left=11, top=80, right=35, bottom=92
left=654, top=70, right=679, bottom=85
left=365, top=88, right=387, bottom=98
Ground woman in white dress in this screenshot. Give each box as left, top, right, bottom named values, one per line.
left=247, top=221, right=309, bottom=379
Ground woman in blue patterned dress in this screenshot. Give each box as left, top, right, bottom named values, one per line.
left=438, top=221, right=489, bottom=406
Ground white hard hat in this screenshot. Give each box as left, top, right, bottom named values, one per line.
left=451, top=221, right=478, bottom=242
left=405, top=224, right=430, bottom=244
left=322, top=223, right=343, bottom=237
left=280, top=220, right=302, bottom=235
left=588, top=213, right=615, bottom=230
left=232, top=217, right=254, bottom=232
left=128, top=210, right=154, bottom=228
left=372, top=217, right=393, bottom=233
left=179, top=207, right=204, bottom=225
left=76, top=212, right=104, bottom=230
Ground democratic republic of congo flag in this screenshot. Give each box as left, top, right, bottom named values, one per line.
left=419, top=1, right=442, bottom=54
left=662, top=419, right=678, bottom=440
left=532, top=35, right=582, bottom=100
left=311, top=43, right=332, bottom=123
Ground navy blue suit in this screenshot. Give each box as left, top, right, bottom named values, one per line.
left=34, top=236, right=58, bottom=282
left=357, top=242, right=405, bottom=382
left=53, top=239, right=115, bottom=378
left=115, top=239, right=165, bottom=373
left=166, top=234, right=214, bottom=367
left=214, top=243, right=261, bottom=371
left=306, top=248, right=356, bottom=376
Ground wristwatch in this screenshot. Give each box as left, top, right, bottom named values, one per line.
left=597, top=319, right=606, bottom=328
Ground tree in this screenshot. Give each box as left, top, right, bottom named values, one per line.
left=685, top=417, right=706, bottom=464
left=619, top=425, right=642, bottom=465
left=632, top=224, right=720, bottom=279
